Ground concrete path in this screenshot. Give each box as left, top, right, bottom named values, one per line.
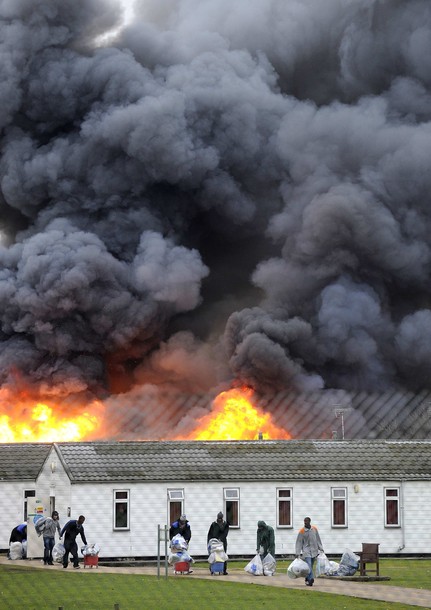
left=2, top=557, right=431, bottom=608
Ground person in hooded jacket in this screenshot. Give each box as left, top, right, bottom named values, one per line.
left=256, top=520, right=275, bottom=558
left=207, top=511, right=229, bottom=574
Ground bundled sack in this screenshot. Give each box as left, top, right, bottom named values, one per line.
left=82, top=543, right=101, bottom=556
left=287, top=557, right=309, bottom=579
left=244, top=553, right=263, bottom=576
left=208, top=549, right=228, bottom=564
left=315, top=551, right=331, bottom=577
left=168, top=550, right=193, bottom=565
left=34, top=516, right=47, bottom=537
left=52, top=542, right=65, bottom=563
left=9, top=542, right=24, bottom=560
left=171, top=534, right=188, bottom=551
left=262, top=553, right=276, bottom=576
left=208, top=538, right=224, bottom=553
left=334, top=549, right=360, bottom=576
left=327, top=560, right=340, bottom=575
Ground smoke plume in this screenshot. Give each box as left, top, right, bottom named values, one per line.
left=1, top=0, right=431, bottom=437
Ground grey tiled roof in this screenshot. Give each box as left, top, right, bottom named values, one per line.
left=55, top=439, right=431, bottom=483
left=0, top=443, right=52, bottom=480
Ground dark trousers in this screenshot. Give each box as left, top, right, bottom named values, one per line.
left=43, top=537, right=55, bottom=564
left=63, top=539, right=79, bottom=567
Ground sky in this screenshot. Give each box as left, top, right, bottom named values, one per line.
left=1, top=0, right=431, bottom=438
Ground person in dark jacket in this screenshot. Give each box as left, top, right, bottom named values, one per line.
left=60, top=515, right=87, bottom=569
left=169, top=514, right=191, bottom=544
left=8, top=524, right=27, bottom=559
left=9, top=523, right=27, bottom=544
left=207, top=511, right=229, bottom=575
left=256, top=520, right=275, bottom=557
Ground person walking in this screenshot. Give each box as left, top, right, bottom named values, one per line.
left=36, top=511, right=62, bottom=565
left=256, top=521, right=275, bottom=559
left=60, top=515, right=87, bottom=569
left=207, top=511, right=229, bottom=575
left=295, top=516, right=324, bottom=586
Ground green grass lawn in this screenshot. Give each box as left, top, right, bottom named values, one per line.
left=0, top=559, right=429, bottom=610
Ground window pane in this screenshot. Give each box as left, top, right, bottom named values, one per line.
left=115, top=502, right=128, bottom=528
left=115, top=491, right=128, bottom=499
left=278, top=489, right=291, bottom=498
left=386, top=499, right=399, bottom=525
left=226, top=500, right=239, bottom=526
left=279, top=500, right=291, bottom=526
left=333, top=500, right=346, bottom=525
left=170, top=501, right=182, bottom=525
left=386, top=489, right=398, bottom=497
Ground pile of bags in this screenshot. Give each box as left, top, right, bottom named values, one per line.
left=244, top=553, right=276, bottom=576
left=288, top=548, right=359, bottom=579
left=168, top=534, right=193, bottom=565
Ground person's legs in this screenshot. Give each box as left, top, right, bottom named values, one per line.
left=43, top=537, right=50, bottom=564
left=304, top=556, right=315, bottom=585
left=63, top=541, right=70, bottom=568
left=46, top=538, right=55, bottom=564
left=70, top=541, right=80, bottom=568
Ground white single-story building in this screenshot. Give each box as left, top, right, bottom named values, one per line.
left=1, top=439, right=430, bottom=559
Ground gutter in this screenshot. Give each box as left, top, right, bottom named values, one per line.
left=397, top=479, right=405, bottom=552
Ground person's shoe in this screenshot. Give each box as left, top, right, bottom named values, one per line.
left=73, top=565, right=80, bottom=569
left=48, top=562, right=54, bottom=565
left=223, top=572, right=228, bottom=575
left=63, top=565, right=67, bottom=569
left=186, top=570, right=193, bottom=574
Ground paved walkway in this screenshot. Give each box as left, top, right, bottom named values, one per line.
left=2, top=557, right=431, bottom=608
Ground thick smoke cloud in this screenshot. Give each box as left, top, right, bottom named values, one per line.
left=1, top=0, right=431, bottom=436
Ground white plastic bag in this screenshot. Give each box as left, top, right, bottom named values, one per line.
left=171, top=534, right=188, bottom=551
left=315, top=551, right=331, bottom=577
left=244, top=553, right=263, bottom=576
left=208, top=538, right=224, bottom=553
left=262, top=553, right=276, bottom=576
left=327, top=560, right=339, bottom=575
left=52, top=542, right=65, bottom=563
left=287, top=557, right=309, bottom=579
left=340, top=549, right=360, bottom=568
left=9, top=542, right=23, bottom=560
left=82, top=543, right=100, bottom=556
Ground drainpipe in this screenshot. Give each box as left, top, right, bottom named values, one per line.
left=397, top=480, right=405, bottom=553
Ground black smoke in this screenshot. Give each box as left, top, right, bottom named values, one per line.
left=1, top=0, right=431, bottom=437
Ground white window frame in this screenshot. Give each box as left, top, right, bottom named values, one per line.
left=113, top=489, right=130, bottom=530
left=24, top=489, right=36, bottom=521
left=167, top=488, right=184, bottom=524
left=224, top=487, right=240, bottom=528
left=276, top=488, right=293, bottom=528
left=384, top=487, right=400, bottom=527
left=331, top=487, right=347, bottom=528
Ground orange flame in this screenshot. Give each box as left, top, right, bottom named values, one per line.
left=0, top=389, right=104, bottom=442
left=179, top=387, right=291, bottom=440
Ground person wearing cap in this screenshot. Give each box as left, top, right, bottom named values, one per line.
left=207, top=512, right=229, bottom=574
left=169, top=514, right=192, bottom=545
left=37, top=511, right=62, bottom=565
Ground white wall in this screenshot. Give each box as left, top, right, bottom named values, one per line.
left=4, top=471, right=430, bottom=558
left=0, top=481, right=35, bottom=548
left=60, top=478, right=431, bottom=559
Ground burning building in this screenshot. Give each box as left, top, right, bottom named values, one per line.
left=1, top=0, right=431, bottom=442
